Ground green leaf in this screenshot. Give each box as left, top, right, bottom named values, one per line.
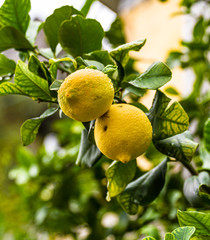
left=49, top=62, right=58, bottom=80
left=50, top=80, right=63, bottom=91
left=76, top=129, right=102, bottom=168
left=193, top=17, right=205, bottom=41
left=82, top=120, right=96, bottom=144
left=183, top=171, right=210, bottom=207
left=21, top=107, right=58, bottom=146
left=28, top=55, right=49, bottom=81
left=166, top=51, right=182, bottom=68
left=148, top=90, right=189, bottom=140
left=59, top=16, right=104, bottom=57
left=164, top=233, right=175, bottom=240
left=44, top=5, right=82, bottom=53
left=0, top=26, right=33, bottom=52
left=198, top=172, right=210, bottom=204
left=123, top=84, right=146, bottom=97
left=171, top=226, right=195, bottom=240
left=84, top=50, right=115, bottom=66
left=26, top=21, right=43, bottom=45
left=105, top=160, right=136, bottom=200
left=28, top=55, right=57, bottom=97
left=105, top=17, right=126, bottom=48
left=0, top=0, right=31, bottom=33
left=177, top=210, right=210, bottom=236
left=165, top=87, right=180, bottom=96
left=49, top=57, right=77, bottom=71
left=102, top=65, right=118, bottom=77
left=84, top=60, right=105, bottom=71
left=14, top=60, right=52, bottom=101
left=199, top=143, right=210, bottom=171
left=75, top=56, right=89, bottom=68
left=154, top=131, right=198, bottom=162
left=0, top=53, right=16, bottom=76
left=49, top=57, right=77, bottom=80
left=117, top=158, right=167, bottom=215
left=204, top=118, right=210, bottom=152
left=199, top=184, right=210, bottom=205
left=110, top=39, right=146, bottom=66
left=128, top=62, right=172, bottom=90
left=0, top=81, right=25, bottom=96
left=139, top=224, right=160, bottom=239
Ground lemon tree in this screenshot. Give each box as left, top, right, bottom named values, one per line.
left=0, top=0, right=209, bottom=239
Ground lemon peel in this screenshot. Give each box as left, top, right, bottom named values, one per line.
left=58, top=68, right=114, bottom=122
left=94, top=104, right=152, bottom=163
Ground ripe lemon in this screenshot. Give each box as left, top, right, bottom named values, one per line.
left=58, top=68, right=114, bottom=122
left=94, top=104, right=152, bottom=163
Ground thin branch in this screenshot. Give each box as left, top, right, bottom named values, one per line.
left=114, top=96, right=126, bottom=103
left=181, top=161, right=198, bottom=176
left=38, top=99, right=58, bottom=104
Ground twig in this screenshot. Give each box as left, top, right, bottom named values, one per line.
left=181, top=161, right=198, bottom=176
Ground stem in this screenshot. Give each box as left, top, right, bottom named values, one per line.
left=181, top=161, right=198, bottom=176
left=38, top=99, right=58, bottom=104
left=114, top=96, right=126, bottom=103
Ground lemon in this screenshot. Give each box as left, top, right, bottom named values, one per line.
left=58, top=68, right=114, bottom=122
left=94, top=104, right=152, bottom=163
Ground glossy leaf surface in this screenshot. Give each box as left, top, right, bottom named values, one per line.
left=154, top=131, right=198, bottom=162
left=117, top=159, right=167, bottom=215
left=59, top=16, right=104, bottom=57
left=164, top=233, right=175, bottom=240
left=110, top=39, right=146, bottom=66
left=0, top=0, right=30, bottom=33
left=76, top=129, right=102, bottom=168
left=44, top=6, right=81, bottom=53
left=177, top=210, right=210, bottom=236
left=128, top=61, right=172, bottom=90
left=183, top=171, right=210, bottom=207
left=14, top=60, right=52, bottom=101
left=149, top=90, right=189, bottom=140
left=21, top=107, right=58, bottom=146
left=0, top=53, right=16, bottom=76
left=106, top=160, right=136, bottom=199
left=0, top=26, right=33, bottom=52
left=0, top=81, right=25, bottom=96
left=171, top=226, right=195, bottom=240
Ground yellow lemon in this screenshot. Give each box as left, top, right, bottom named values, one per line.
left=58, top=68, right=114, bottom=122
left=94, top=104, right=152, bottom=163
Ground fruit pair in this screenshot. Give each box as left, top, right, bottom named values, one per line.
left=58, top=68, right=152, bottom=163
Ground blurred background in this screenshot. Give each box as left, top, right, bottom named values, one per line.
left=0, top=0, right=209, bottom=239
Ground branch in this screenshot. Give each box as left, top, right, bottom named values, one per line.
left=181, top=161, right=198, bottom=176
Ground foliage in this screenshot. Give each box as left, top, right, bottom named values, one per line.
left=0, top=0, right=209, bottom=239
left=166, top=0, right=210, bottom=139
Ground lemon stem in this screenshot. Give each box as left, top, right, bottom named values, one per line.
left=181, top=161, right=198, bottom=176
left=114, top=96, right=126, bottom=103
